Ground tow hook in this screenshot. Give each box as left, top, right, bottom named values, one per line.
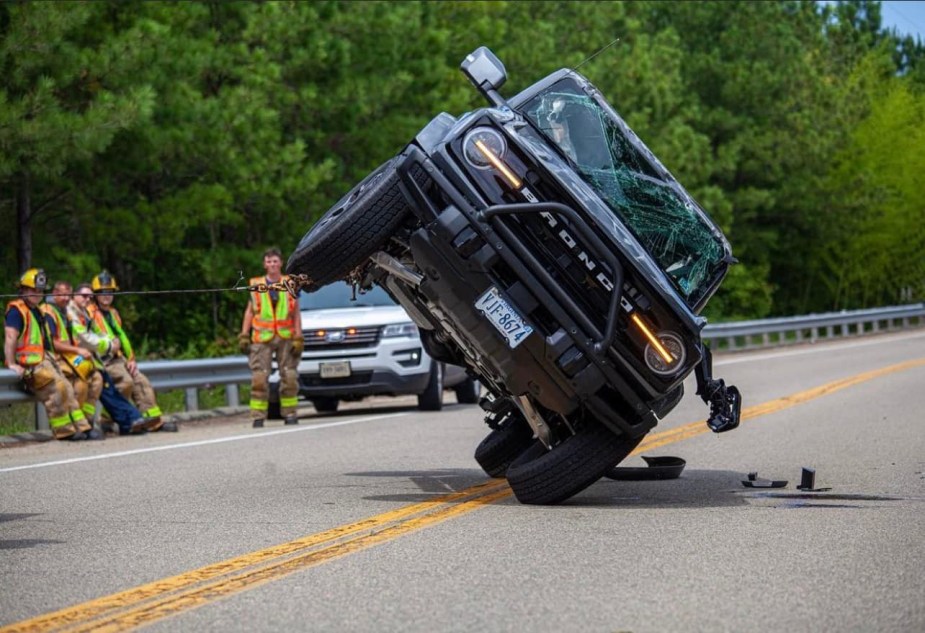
left=695, top=344, right=742, bottom=433
left=703, top=378, right=742, bottom=433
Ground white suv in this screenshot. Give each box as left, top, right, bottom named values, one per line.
left=268, top=282, right=478, bottom=416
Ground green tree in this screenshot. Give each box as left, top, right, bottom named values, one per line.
left=0, top=2, right=153, bottom=273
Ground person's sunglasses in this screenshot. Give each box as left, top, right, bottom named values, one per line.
left=97, top=290, right=114, bottom=296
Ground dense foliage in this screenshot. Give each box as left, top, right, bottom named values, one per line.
left=1, top=0, right=922, bottom=356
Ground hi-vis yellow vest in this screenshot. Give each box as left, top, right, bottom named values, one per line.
left=249, top=276, right=297, bottom=342
left=7, top=300, right=45, bottom=366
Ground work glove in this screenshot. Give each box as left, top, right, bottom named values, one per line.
left=291, top=337, right=304, bottom=355
left=238, top=332, right=251, bottom=354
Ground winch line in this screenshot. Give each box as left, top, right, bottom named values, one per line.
left=0, top=273, right=315, bottom=300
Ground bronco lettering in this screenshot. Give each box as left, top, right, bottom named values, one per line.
left=539, top=211, right=614, bottom=292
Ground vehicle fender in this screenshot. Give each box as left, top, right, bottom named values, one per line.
left=414, top=113, right=457, bottom=153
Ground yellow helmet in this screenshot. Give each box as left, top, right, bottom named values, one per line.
left=91, top=270, right=119, bottom=293
left=18, top=268, right=48, bottom=291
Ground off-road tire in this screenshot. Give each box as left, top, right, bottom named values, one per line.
left=454, top=377, right=480, bottom=404
left=473, top=413, right=534, bottom=478
left=417, top=362, right=444, bottom=411
left=312, top=397, right=339, bottom=413
left=286, top=156, right=411, bottom=291
left=505, top=423, right=645, bottom=505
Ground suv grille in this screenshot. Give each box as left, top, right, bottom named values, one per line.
left=303, top=326, right=380, bottom=350
left=501, top=211, right=611, bottom=331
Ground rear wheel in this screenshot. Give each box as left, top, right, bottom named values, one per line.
left=505, top=423, right=645, bottom=505
left=474, top=413, right=534, bottom=478
left=454, top=378, right=480, bottom=404
left=312, top=397, right=339, bottom=413
left=417, top=362, right=444, bottom=411
left=286, top=156, right=411, bottom=290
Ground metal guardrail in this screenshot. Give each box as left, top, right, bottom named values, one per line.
left=700, top=303, right=925, bottom=350
left=3, top=304, right=924, bottom=431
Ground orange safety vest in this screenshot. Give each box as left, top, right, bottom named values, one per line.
left=6, top=299, right=46, bottom=366
left=87, top=304, right=134, bottom=361
left=249, top=276, right=297, bottom=342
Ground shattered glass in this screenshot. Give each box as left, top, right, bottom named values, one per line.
left=521, top=80, right=727, bottom=308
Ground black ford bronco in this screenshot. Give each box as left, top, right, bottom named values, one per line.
left=288, top=47, right=742, bottom=505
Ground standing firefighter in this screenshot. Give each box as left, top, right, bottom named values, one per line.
left=3, top=269, right=93, bottom=440
left=41, top=280, right=104, bottom=439
left=88, top=270, right=176, bottom=432
left=240, top=248, right=303, bottom=428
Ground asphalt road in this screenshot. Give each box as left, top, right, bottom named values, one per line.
left=2, top=330, right=924, bottom=633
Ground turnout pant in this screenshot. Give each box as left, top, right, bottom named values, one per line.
left=248, top=337, right=298, bottom=420
left=23, top=359, right=92, bottom=440
left=104, top=356, right=163, bottom=429
left=62, top=364, right=103, bottom=423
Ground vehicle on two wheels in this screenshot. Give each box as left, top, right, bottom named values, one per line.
left=287, top=47, right=742, bottom=505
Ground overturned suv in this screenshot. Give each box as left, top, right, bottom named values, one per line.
left=288, top=47, right=742, bottom=505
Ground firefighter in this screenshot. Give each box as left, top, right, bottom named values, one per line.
left=3, top=269, right=93, bottom=440
left=41, top=280, right=105, bottom=440
left=88, top=270, right=177, bottom=432
left=68, top=282, right=148, bottom=435
left=239, top=248, right=303, bottom=428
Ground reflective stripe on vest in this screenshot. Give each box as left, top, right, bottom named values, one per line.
left=7, top=300, right=45, bottom=366
left=249, top=276, right=297, bottom=342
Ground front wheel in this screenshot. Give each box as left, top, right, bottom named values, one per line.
left=286, top=156, right=411, bottom=291
left=505, top=423, right=645, bottom=505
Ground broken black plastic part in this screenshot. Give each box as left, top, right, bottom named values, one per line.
left=796, top=466, right=832, bottom=492
left=604, top=455, right=686, bottom=481
left=742, top=471, right=788, bottom=488
left=694, top=345, right=742, bottom=433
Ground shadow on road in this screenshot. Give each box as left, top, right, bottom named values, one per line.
left=346, top=468, right=494, bottom=502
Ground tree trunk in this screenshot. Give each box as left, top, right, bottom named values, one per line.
left=16, top=170, right=32, bottom=273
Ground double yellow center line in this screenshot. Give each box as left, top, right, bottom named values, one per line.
left=5, top=357, right=924, bottom=632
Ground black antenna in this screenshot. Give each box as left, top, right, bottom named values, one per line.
left=573, top=37, right=621, bottom=72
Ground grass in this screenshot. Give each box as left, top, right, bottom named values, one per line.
left=156, top=384, right=250, bottom=414
left=0, top=403, right=38, bottom=436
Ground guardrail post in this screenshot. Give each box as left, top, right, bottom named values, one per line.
left=226, top=384, right=240, bottom=407
left=35, top=402, right=49, bottom=431
left=185, top=388, right=199, bottom=412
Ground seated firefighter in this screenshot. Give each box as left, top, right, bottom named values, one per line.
left=3, top=269, right=92, bottom=441
left=87, top=271, right=176, bottom=432
left=41, top=280, right=104, bottom=440
left=68, top=282, right=149, bottom=435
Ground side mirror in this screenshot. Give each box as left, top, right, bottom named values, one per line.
left=460, top=47, right=508, bottom=108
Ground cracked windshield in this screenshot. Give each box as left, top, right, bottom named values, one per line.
left=522, top=79, right=726, bottom=308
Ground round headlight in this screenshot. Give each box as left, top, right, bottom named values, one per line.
left=463, top=127, right=506, bottom=169
left=644, top=331, right=686, bottom=376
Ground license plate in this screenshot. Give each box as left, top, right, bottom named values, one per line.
left=475, top=287, right=534, bottom=349
left=319, top=361, right=351, bottom=379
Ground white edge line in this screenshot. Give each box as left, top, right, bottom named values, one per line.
left=0, top=413, right=409, bottom=474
